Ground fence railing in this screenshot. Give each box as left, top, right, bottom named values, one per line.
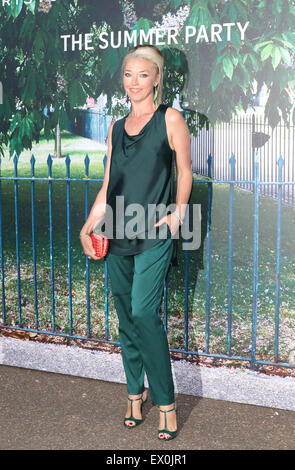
left=0, top=151, right=294, bottom=370
left=191, top=109, right=295, bottom=206
left=67, top=107, right=111, bottom=143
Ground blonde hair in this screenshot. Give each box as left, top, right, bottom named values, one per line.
left=121, top=45, right=164, bottom=105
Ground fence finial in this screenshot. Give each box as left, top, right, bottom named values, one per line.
left=277, top=155, right=284, bottom=169
left=254, top=150, right=260, bottom=163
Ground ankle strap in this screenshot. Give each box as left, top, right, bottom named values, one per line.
left=128, top=396, right=142, bottom=401
left=159, top=406, right=175, bottom=413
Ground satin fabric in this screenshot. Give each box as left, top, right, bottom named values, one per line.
left=105, top=237, right=175, bottom=405
left=105, top=103, right=177, bottom=262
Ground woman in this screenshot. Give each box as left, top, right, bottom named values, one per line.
left=80, top=45, right=192, bottom=441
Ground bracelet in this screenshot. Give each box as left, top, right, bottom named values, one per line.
left=79, top=232, right=90, bottom=237
left=172, top=211, right=184, bottom=225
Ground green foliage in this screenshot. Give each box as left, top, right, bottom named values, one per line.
left=0, top=0, right=295, bottom=156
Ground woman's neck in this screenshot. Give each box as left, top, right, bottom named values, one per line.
left=129, top=100, right=158, bottom=118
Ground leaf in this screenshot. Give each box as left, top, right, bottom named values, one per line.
left=10, top=130, right=22, bottom=157
left=26, top=0, right=35, bottom=14
left=21, top=73, right=36, bottom=102
left=276, top=69, right=290, bottom=93
left=29, top=332, right=38, bottom=338
left=43, top=115, right=52, bottom=139
left=10, top=113, right=21, bottom=134
left=249, top=54, right=258, bottom=70
left=11, top=0, right=23, bottom=18
left=100, top=46, right=119, bottom=80
left=279, top=47, right=291, bottom=66
left=222, top=56, right=233, bottom=80
left=253, top=40, right=272, bottom=52
left=272, top=0, right=283, bottom=15
left=261, top=44, right=273, bottom=61
left=229, top=3, right=237, bottom=22
left=187, top=2, right=200, bottom=26
left=68, top=80, right=87, bottom=107
left=235, top=0, right=248, bottom=18
left=210, top=63, right=224, bottom=91
left=132, top=17, right=151, bottom=36
left=232, top=55, right=239, bottom=67
left=272, top=47, right=281, bottom=70
left=20, top=14, right=35, bottom=41
left=33, top=31, right=45, bottom=57
left=170, top=0, right=183, bottom=8
left=231, top=30, right=241, bottom=50
left=58, top=106, right=69, bottom=130
left=266, top=104, right=280, bottom=128
left=277, top=38, right=295, bottom=49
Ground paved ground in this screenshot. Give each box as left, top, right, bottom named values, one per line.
left=2, top=336, right=295, bottom=412
left=1, top=364, right=295, bottom=450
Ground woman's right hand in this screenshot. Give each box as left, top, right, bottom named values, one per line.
left=80, top=234, right=102, bottom=261
left=80, top=119, right=114, bottom=261
left=80, top=215, right=105, bottom=261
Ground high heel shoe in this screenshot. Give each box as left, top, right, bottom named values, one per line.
left=158, top=404, right=178, bottom=441
left=124, top=391, right=148, bottom=428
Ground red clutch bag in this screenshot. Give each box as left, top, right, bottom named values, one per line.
left=90, top=233, right=109, bottom=258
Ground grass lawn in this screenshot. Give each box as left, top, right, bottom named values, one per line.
left=1, top=131, right=295, bottom=365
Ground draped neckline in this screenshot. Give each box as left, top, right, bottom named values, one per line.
left=123, top=104, right=162, bottom=138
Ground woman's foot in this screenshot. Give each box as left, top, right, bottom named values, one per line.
left=125, top=389, right=148, bottom=427
left=158, top=403, right=177, bottom=440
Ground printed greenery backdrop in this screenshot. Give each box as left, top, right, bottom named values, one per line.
left=0, top=0, right=295, bottom=157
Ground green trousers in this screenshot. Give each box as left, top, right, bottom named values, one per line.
left=106, top=237, right=175, bottom=405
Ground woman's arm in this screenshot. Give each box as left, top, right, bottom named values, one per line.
left=162, top=108, right=192, bottom=235
left=79, top=121, right=115, bottom=259
left=167, top=107, right=192, bottom=222
left=80, top=121, right=115, bottom=236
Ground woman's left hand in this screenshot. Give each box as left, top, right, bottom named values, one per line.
left=154, top=213, right=181, bottom=237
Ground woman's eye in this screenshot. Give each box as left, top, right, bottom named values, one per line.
left=124, top=73, right=148, bottom=77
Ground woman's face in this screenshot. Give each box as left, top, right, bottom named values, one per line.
left=123, top=57, right=159, bottom=104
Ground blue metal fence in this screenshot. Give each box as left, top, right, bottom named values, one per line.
left=0, top=151, right=294, bottom=370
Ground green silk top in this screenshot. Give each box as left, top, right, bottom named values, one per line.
left=105, top=103, right=178, bottom=266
